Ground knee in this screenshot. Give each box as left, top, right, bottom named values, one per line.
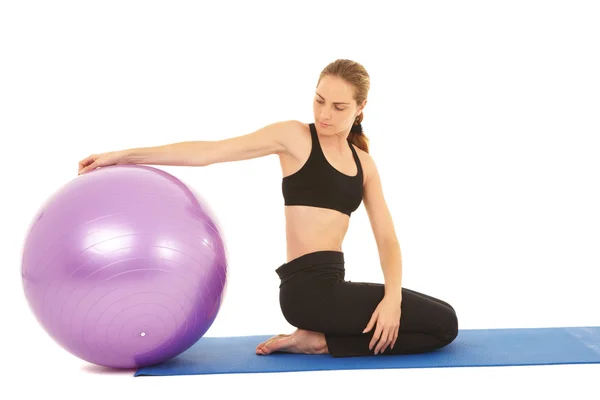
left=441, top=308, right=459, bottom=344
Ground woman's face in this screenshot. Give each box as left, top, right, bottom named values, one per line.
left=313, top=75, right=364, bottom=135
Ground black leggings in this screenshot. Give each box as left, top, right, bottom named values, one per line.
left=275, top=250, right=458, bottom=357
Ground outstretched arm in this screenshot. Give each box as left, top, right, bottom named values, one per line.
left=122, top=120, right=301, bottom=167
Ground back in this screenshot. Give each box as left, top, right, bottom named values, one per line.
left=277, top=122, right=366, bottom=262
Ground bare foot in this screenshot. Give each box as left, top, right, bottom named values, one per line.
left=256, top=329, right=329, bottom=355
left=255, top=334, right=290, bottom=353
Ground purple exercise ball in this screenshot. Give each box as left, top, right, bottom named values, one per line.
left=21, top=165, right=228, bottom=369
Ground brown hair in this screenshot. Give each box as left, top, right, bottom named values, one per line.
left=318, top=59, right=371, bottom=153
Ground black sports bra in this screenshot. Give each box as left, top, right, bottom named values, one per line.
left=282, top=123, right=363, bottom=216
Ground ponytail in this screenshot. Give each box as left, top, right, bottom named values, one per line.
left=348, top=112, right=369, bottom=153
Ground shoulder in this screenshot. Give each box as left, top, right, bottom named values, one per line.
left=349, top=142, right=375, bottom=185
left=255, top=119, right=309, bottom=151
left=272, top=120, right=313, bottom=158
left=272, top=119, right=310, bottom=141
left=274, top=119, right=309, bottom=131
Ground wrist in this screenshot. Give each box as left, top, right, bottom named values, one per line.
left=384, top=288, right=402, bottom=302
left=119, top=148, right=141, bottom=164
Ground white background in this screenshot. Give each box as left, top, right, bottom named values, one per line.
left=1, top=0, right=599, bottom=399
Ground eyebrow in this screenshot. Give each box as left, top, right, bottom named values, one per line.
left=316, top=92, right=349, bottom=105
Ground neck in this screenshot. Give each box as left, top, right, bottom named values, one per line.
left=316, top=126, right=350, bottom=150
left=321, top=135, right=349, bottom=152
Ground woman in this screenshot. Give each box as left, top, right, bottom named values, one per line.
left=78, top=59, right=459, bottom=357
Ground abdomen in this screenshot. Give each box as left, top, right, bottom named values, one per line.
left=284, top=206, right=350, bottom=262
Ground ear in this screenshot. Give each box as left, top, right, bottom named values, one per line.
left=357, top=99, right=367, bottom=115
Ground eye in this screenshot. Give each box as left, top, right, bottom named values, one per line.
left=315, top=98, right=345, bottom=111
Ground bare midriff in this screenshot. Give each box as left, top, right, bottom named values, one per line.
left=283, top=205, right=351, bottom=262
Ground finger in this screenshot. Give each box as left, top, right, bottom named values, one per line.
left=376, top=329, right=391, bottom=354
left=368, top=327, right=379, bottom=350
left=383, top=324, right=398, bottom=353
left=78, top=160, right=93, bottom=174
left=391, top=327, right=399, bottom=349
left=363, top=319, right=374, bottom=333
left=387, top=328, right=396, bottom=351
left=363, top=312, right=378, bottom=333
left=385, top=330, right=395, bottom=353
left=369, top=323, right=383, bottom=350
left=79, top=161, right=97, bottom=175
left=79, top=155, right=95, bottom=167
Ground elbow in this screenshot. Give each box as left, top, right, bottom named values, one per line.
left=190, top=141, right=215, bottom=167
left=377, top=236, right=400, bottom=251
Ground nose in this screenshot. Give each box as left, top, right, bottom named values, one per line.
left=320, top=109, right=332, bottom=120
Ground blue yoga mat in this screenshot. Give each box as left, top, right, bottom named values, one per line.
left=134, top=326, right=600, bottom=376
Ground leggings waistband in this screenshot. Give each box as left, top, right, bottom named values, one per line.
left=275, top=250, right=345, bottom=280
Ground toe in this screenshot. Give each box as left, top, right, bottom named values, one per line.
left=258, top=334, right=288, bottom=348
left=256, top=335, right=275, bottom=350
left=256, top=333, right=294, bottom=355
left=264, top=335, right=293, bottom=354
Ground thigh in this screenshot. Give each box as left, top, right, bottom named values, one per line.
left=402, top=287, right=456, bottom=313
left=323, top=281, right=386, bottom=334
left=398, top=287, right=457, bottom=333
left=324, top=282, right=455, bottom=335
